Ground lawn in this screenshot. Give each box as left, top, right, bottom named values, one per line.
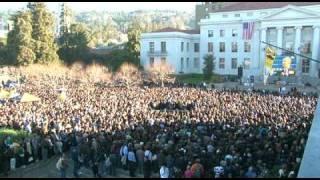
left=174, top=73, right=225, bottom=84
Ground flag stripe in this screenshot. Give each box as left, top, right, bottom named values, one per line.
left=243, top=22, right=255, bottom=40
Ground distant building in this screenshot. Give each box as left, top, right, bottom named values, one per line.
left=195, top=2, right=238, bottom=29
left=141, top=2, right=320, bottom=84
left=0, top=16, right=13, bottom=39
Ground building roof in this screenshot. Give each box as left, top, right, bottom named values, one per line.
left=151, top=27, right=200, bottom=34
left=216, top=2, right=320, bottom=12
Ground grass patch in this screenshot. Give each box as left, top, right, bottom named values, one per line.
left=174, top=73, right=224, bottom=84
left=0, top=128, right=31, bottom=143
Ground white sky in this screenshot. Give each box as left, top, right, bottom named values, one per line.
left=0, top=2, right=197, bottom=13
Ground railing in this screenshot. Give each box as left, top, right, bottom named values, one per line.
left=147, top=51, right=168, bottom=56
left=298, top=97, right=320, bottom=178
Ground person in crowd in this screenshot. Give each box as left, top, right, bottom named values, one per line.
left=0, top=67, right=317, bottom=178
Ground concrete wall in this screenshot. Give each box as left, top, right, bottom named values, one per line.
left=298, top=97, right=320, bottom=178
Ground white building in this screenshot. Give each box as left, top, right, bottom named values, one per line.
left=140, top=2, right=320, bottom=83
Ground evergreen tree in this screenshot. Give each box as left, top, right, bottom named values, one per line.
left=202, top=54, right=215, bottom=80
left=126, top=19, right=142, bottom=64
left=59, top=2, right=73, bottom=36
left=6, top=10, right=35, bottom=66
left=58, top=23, right=90, bottom=65
left=28, top=2, right=59, bottom=64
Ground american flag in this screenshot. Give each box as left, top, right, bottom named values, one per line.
left=243, top=22, right=255, bottom=40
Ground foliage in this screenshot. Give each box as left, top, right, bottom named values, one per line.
left=6, top=10, right=35, bottom=66
left=0, top=128, right=31, bottom=143
left=146, top=61, right=174, bottom=87
left=202, top=54, right=215, bottom=80
left=126, top=19, right=142, bottom=60
left=28, top=2, right=59, bottom=64
left=90, top=49, right=140, bottom=72
left=84, top=62, right=112, bottom=83
left=115, top=63, right=141, bottom=87
left=58, top=23, right=90, bottom=65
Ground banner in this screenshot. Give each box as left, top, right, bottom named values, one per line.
left=0, top=89, right=10, bottom=99
left=58, top=91, right=66, bottom=101
left=20, top=93, right=41, bottom=103
left=265, top=47, right=276, bottom=74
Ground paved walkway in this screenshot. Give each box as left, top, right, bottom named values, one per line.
left=3, top=155, right=159, bottom=178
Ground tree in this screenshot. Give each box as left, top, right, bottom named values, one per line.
left=59, top=2, right=74, bottom=36
left=126, top=19, right=142, bottom=62
left=6, top=10, right=35, bottom=66
left=58, top=23, right=90, bottom=65
left=85, top=63, right=112, bottom=84
left=202, top=54, right=215, bottom=80
left=146, top=61, right=174, bottom=87
left=116, top=63, right=141, bottom=87
left=28, top=2, right=59, bottom=64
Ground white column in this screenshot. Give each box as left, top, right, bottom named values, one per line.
left=260, top=27, right=267, bottom=83
left=311, top=26, right=320, bottom=77
left=277, top=27, right=283, bottom=55
left=294, top=26, right=302, bottom=78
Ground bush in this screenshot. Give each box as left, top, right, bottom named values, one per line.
left=0, top=128, right=31, bottom=143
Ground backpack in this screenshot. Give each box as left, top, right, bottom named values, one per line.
left=193, top=168, right=201, bottom=178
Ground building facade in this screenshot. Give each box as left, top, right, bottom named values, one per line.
left=140, top=2, right=320, bottom=82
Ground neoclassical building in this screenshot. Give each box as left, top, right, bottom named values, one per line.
left=140, top=2, right=320, bottom=83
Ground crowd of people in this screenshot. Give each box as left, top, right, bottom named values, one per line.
left=0, top=68, right=318, bottom=178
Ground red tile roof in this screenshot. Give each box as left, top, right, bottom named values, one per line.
left=151, top=27, right=200, bottom=34
left=216, top=2, right=320, bottom=12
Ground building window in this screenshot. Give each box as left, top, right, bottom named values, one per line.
left=283, top=27, right=295, bottom=53
left=232, top=29, right=237, bottom=37
left=208, top=30, right=213, bottom=37
left=219, top=42, right=225, bottom=52
left=186, top=42, right=189, bottom=52
left=302, top=58, right=310, bottom=73
left=205, top=7, right=208, bottom=11
left=220, top=30, right=225, bottom=37
left=194, top=58, right=200, bottom=69
left=161, top=57, right=166, bottom=64
left=194, top=43, right=199, bottom=52
left=219, top=58, right=225, bottom=69
left=186, top=58, right=189, bottom=69
left=244, top=58, right=250, bottom=69
left=266, top=28, right=277, bottom=50
left=181, top=58, right=184, bottom=72
left=231, top=58, right=237, bottom=69
left=234, top=14, right=240, bottom=17
left=244, top=41, right=251, bottom=52
left=181, top=42, right=184, bottom=52
left=149, top=42, right=154, bottom=52
left=150, top=57, right=154, bottom=67
left=231, top=42, right=237, bottom=52
left=208, top=42, right=213, bottom=53
left=161, top=42, right=166, bottom=53
left=247, top=12, right=253, bottom=16
left=222, top=14, right=228, bottom=18
left=301, top=26, right=313, bottom=55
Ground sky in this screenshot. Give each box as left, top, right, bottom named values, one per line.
left=0, top=2, right=197, bottom=13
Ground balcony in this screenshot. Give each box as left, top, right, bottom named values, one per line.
left=147, top=51, right=168, bottom=57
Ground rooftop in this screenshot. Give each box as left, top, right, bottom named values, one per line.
left=151, top=27, right=200, bottom=34
left=216, top=2, right=320, bottom=12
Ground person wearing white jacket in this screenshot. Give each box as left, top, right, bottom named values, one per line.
left=160, top=164, right=169, bottom=178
